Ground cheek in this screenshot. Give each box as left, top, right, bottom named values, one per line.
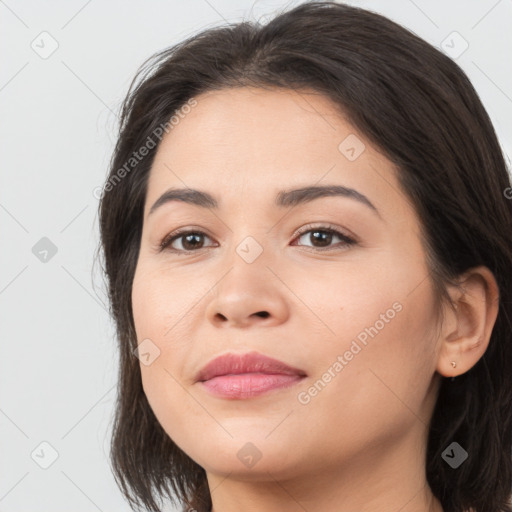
left=286, top=250, right=431, bottom=346
left=131, top=265, right=155, bottom=341
left=287, top=264, right=438, bottom=461
left=131, top=263, right=201, bottom=342
left=289, top=247, right=438, bottom=398
left=131, top=264, right=209, bottom=442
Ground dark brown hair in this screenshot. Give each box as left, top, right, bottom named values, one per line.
left=96, top=2, right=512, bottom=511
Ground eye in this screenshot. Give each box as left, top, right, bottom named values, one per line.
left=159, top=229, right=216, bottom=253
left=290, top=224, right=357, bottom=251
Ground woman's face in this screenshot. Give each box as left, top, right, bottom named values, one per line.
left=131, top=87, right=443, bottom=484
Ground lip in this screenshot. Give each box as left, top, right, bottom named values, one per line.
left=195, top=351, right=307, bottom=399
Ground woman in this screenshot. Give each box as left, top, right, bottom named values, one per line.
left=96, top=2, right=512, bottom=511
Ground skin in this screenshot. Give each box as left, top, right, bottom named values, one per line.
left=131, top=86, right=499, bottom=512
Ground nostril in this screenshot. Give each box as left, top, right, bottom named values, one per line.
left=255, top=311, right=270, bottom=318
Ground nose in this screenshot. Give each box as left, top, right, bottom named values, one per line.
left=205, top=256, right=290, bottom=329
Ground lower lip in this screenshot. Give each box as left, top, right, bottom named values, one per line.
left=200, top=373, right=305, bottom=399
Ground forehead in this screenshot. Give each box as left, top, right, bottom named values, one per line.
left=154, top=86, right=349, bottom=157
left=144, top=86, right=403, bottom=218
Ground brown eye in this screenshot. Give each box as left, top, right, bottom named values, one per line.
left=160, top=230, right=215, bottom=252
left=292, top=226, right=356, bottom=251
left=301, top=229, right=333, bottom=248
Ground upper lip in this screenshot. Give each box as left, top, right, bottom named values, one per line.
left=195, top=351, right=307, bottom=382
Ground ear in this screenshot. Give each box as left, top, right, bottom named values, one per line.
left=436, top=266, right=500, bottom=378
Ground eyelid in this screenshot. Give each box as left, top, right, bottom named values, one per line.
left=291, top=222, right=357, bottom=242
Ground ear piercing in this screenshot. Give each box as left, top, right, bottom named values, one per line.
left=450, top=361, right=457, bottom=382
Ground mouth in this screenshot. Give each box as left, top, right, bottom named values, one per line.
left=195, top=351, right=307, bottom=399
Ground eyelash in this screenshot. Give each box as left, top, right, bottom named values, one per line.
left=158, top=223, right=357, bottom=254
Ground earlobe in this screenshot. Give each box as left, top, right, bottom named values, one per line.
left=436, top=266, right=500, bottom=378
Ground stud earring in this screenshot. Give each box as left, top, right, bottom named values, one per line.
left=450, top=361, right=457, bottom=382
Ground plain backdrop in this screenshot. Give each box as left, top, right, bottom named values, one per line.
left=1, top=1, right=511, bottom=511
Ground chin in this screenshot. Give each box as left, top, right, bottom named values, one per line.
left=178, top=433, right=301, bottom=478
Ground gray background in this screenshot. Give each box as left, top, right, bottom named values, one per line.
left=1, top=1, right=511, bottom=511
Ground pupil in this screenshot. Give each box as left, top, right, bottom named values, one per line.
left=183, top=233, right=203, bottom=250
left=312, top=230, right=331, bottom=247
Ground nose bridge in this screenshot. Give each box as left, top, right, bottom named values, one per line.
left=220, top=229, right=272, bottom=297
left=221, top=197, right=274, bottom=269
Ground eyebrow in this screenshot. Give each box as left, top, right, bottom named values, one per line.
left=148, top=185, right=381, bottom=218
